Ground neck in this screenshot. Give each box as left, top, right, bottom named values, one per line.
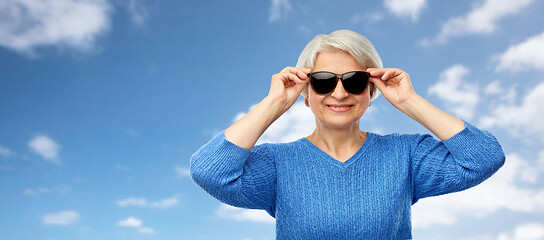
left=306, top=120, right=367, bottom=160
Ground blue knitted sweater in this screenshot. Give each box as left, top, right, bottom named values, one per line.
left=190, top=122, right=505, bottom=239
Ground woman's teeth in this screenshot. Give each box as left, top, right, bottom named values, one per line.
left=328, top=105, right=351, bottom=109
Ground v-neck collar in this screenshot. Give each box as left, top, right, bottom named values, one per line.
left=299, top=133, right=374, bottom=168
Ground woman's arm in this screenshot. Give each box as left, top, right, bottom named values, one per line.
left=368, top=68, right=505, bottom=201
left=396, top=94, right=464, bottom=141
left=409, top=122, right=505, bottom=202
left=190, top=67, right=310, bottom=212
left=190, top=132, right=277, bottom=212
left=367, top=68, right=464, bottom=141
left=225, top=67, right=311, bottom=149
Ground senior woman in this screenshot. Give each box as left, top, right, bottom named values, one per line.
left=190, top=29, right=505, bottom=239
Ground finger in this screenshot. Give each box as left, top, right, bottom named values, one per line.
left=281, top=67, right=310, bottom=80
left=301, top=68, right=312, bottom=74
left=366, top=67, right=387, bottom=77
left=381, top=69, right=403, bottom=81
left=285, top=72, right=307, bottom=85
left=381, top=69, right=393, bottom=81
left=276, top=72, right=305, bottom=86
left=296, top=69, right=310, bottom=80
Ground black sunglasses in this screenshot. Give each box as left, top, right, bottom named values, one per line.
left=307, top=71, right=370, bottom=95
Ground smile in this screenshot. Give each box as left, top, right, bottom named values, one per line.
left=327, top=105, right=353, bottom=112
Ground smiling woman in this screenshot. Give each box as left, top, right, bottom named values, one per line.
left=190, top=29, right=506, bottom=239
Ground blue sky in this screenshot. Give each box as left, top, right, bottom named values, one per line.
left=1, top=0, right=544, bottom=239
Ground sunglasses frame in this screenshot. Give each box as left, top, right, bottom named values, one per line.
left=307, top=70, right=371, bottom=95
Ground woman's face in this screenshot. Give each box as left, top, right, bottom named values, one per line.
left=307, top=50, right=372, bottom=130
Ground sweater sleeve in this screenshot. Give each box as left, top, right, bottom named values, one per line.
left=411, top=121, right=505, bottom=203
left=189, top=131, right=276, bottom=216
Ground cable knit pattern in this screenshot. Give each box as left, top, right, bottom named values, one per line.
left=190, top=121, right=505, bottom=239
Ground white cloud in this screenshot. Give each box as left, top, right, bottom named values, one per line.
left=117, top=217, right=156, bottom=235
left=28, top=135, right=61, bottom=165
left=116, top=197, right=147, bottom=207
left=116, top=195, right=179, bottom=209
left=384, top=0, right=426, bottom=21
left=494, top=32, right=544, bottom=72
left=234, top=101, right=315, bottom=144
left=269, top=0, right=291, bottom=22
left=175, top=165, right=190, bottom=178
left=126, top=0, right=148, bottom=27
left=24, top=185, right=71, bottom=196
left=466, top=222, right=544, bottom=240
left=484, top=80, right=504, bottom=96
left=0, top=145, right=13, bottom=157
left=138, top=227, right=156, bottom=234
left=412, top=152, right=544, bottom=228
left=0, top=0, right=112, bottom=55
left=501, top=222, right=544, bottom=240
left=24, top=187, right=50, bottom=195
left=42, top=211, right=79, bottom=225
left=421, top=0, right=535, bottom=45
left=428, top=64, right=479, bottom=120
left=216, top=204, right=275, bottom=223
left=480, top=81, right=544, bottom=142
left=117, top=217, right=142, bottom=227
left=149, top=195, right=178, bottom=209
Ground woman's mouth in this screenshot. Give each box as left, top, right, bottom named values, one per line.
left=327, top=104, right=353, bottom=112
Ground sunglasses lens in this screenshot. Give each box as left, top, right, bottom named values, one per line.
left=310, top=72, right=337, bottom=94
left=342, top=71, right=369, bottom=94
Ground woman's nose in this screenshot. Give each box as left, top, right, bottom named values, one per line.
left=330, top=78, right=349, bottom=99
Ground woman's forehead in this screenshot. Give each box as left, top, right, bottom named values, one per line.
left=313, top=50, right=364, bottom=73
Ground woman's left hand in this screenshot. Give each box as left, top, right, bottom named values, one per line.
left=367, top=68, right=416, bottom=108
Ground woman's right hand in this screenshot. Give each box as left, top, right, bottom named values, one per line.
left=224, top=67, right=311, bottom=150
left=268, top=67, right=312, bottom=113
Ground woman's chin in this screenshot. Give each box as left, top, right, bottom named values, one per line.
left=318, top=117, right=360, bottom=130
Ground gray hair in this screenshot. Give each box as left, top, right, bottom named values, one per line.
left=296, top=29, right=383, bottom=101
